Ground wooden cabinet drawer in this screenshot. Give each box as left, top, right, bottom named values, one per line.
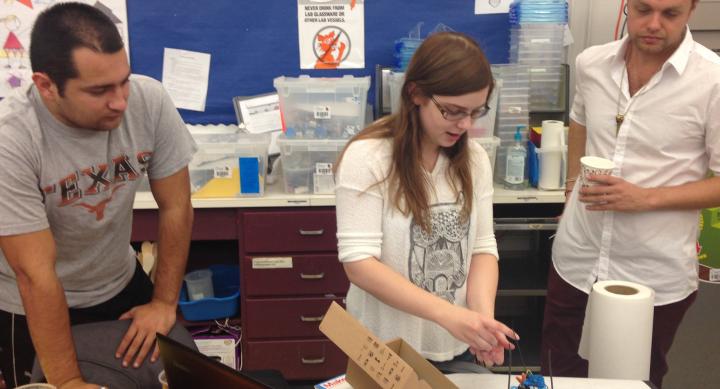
left=245, top=297, right=344, bottom=339
left=243, top=254, right=349, bottom=297
left=243, top=339, right=347, bottom=381
left=242, top=210, right=337, bottom=253
left=133, top=208, right=237, bottom=241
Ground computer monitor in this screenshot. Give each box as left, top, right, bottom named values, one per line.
left=157, top=333, right=273, bottom=389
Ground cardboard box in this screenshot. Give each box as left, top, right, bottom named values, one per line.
left=319, top=302, right=458, bottom=389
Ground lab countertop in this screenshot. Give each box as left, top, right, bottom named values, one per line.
left=132, top=183, right=565, bottom=210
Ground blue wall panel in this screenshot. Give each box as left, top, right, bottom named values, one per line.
left=127, top=1, right=510, bottom=124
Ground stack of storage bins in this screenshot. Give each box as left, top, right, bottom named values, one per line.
left=509, top=0, right=568, bottom=111
left=274, top=75, right=370, bottom=195
left=491, top=64, right=531, bottom=183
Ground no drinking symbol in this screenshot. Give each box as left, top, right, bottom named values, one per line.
left=313, top=26, right=351, bottom=69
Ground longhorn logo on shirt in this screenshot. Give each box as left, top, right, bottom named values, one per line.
left=72, top=183, right=125, bottom=221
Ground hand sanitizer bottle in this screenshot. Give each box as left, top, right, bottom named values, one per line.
left=504, top=126, right=528, bottom=190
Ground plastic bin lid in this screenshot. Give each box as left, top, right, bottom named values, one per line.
left=274, top=75, right=371, bottom=89
left=192, top=132, right=270, bottom=146
left=276, top=134, right=350, bottom=147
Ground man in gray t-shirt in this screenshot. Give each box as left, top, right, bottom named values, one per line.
left=0, top=4, right=197, bottom=388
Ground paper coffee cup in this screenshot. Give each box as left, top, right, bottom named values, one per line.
left=580, top=156, right=615, bottom=187
left=159, top=370, right=169, bottom=389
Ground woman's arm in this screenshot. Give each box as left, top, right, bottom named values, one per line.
left=344, top=256, right=515, bottom=353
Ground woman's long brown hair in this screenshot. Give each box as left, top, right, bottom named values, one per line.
left=336, top=32, right=494, bottom=232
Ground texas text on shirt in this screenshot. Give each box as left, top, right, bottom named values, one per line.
left=0, top=75, right=197, bottom=314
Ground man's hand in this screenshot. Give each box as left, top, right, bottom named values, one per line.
left=115, top=300, right=176, bottom=368
left=578, top=174, right=651, bottom=212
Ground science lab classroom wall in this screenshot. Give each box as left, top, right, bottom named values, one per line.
left=126, top=0, right=512, bottom=125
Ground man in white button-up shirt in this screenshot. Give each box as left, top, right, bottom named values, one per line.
left=540, top=0, right=720, bottom=388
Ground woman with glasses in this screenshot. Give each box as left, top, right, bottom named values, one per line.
left=334, top=32, right=517, bottom=370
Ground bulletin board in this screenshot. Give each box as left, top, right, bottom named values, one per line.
left=127, top=1, right=511, bottom=124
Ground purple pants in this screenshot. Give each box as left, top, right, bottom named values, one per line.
left=540, top=264, right=696, bottom=389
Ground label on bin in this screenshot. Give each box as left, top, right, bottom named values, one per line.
left=314, top=163, right=334, bottom=194
left=314, top=106, right=332, bottom=119
left=315, top=163, right=333, bottom=175
left=213, top=166, right=232, bottom=179
left=252, top=257, right=293, bottom=269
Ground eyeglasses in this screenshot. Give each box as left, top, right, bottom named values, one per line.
left=430, top=96, right=490, bottom=121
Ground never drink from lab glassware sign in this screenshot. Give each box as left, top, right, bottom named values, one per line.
left=297, top=0, right=364, bottom=69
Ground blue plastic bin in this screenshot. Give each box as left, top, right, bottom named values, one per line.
left=179, top=264, right=240, bottom=321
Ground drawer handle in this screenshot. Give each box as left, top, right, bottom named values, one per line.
left=301, top=357, right=326, bottom=365
left=299, top=228, right=324, bottom=236
left=300, top=272, right=325, bottom=280
left=300, top=314, right=325, bottom=322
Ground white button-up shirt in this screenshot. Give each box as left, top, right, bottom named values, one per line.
left=553, top=29, right=720, bottom=305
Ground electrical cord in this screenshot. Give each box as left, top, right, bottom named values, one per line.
left=620, top=2, right=629, bottom=38
left=614, top=0, right=626, bottom=40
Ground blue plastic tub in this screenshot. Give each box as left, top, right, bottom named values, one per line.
left=178, top=264, right=240, bottom=321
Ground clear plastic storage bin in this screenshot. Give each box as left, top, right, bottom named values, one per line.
left=273, top=75, right=370, bottom=139
left=276, top=135, right=349, bottom=194
left=387, top=71, right=405, bottom=114
left=189, top=132, right=270, bottom=198
left=473, top=136, right=501, bottom=173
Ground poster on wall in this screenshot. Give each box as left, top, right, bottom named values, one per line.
left=0, top=0, right=128, bottom=98
left=698, top=206, right=720, bottom=283
left=475, top=0, right=512, bottom=14
left=297, top=0, right=364, bottom=69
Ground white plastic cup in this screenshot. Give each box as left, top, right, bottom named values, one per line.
left=16, top=384, right=57, bottom=389
left=580, top=156, right=615, bottom=187
left=159, top=370, right=169, bottom=389
left=184, top=269, right=214, bottom=301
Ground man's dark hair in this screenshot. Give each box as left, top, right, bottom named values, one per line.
left=30, top=2, right=124, bottom=95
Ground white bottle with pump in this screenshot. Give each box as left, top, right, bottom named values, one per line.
left=504, top=126, right=528, bottom=190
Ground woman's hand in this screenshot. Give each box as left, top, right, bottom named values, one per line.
left=471, top=345, right=506, bottom=367
left=438, top=305, right=518, bottom=355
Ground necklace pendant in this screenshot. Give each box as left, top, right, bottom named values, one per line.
left=615, top=114, right=624, bottom=126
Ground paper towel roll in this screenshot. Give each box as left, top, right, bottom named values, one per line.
left=538, top=149, right=563, bottom=189
left=579, top=281, right=655, bottom=380
left=541, top=120, right=564, bottom=148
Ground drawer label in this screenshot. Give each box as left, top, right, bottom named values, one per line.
left=252, top=257, right=293, bottom=269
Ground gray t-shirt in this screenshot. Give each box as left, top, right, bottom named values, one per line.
left=0, top=75, right=197, bottom=314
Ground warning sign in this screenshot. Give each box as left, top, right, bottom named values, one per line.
left=297, top=0, right=364, bottom=69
